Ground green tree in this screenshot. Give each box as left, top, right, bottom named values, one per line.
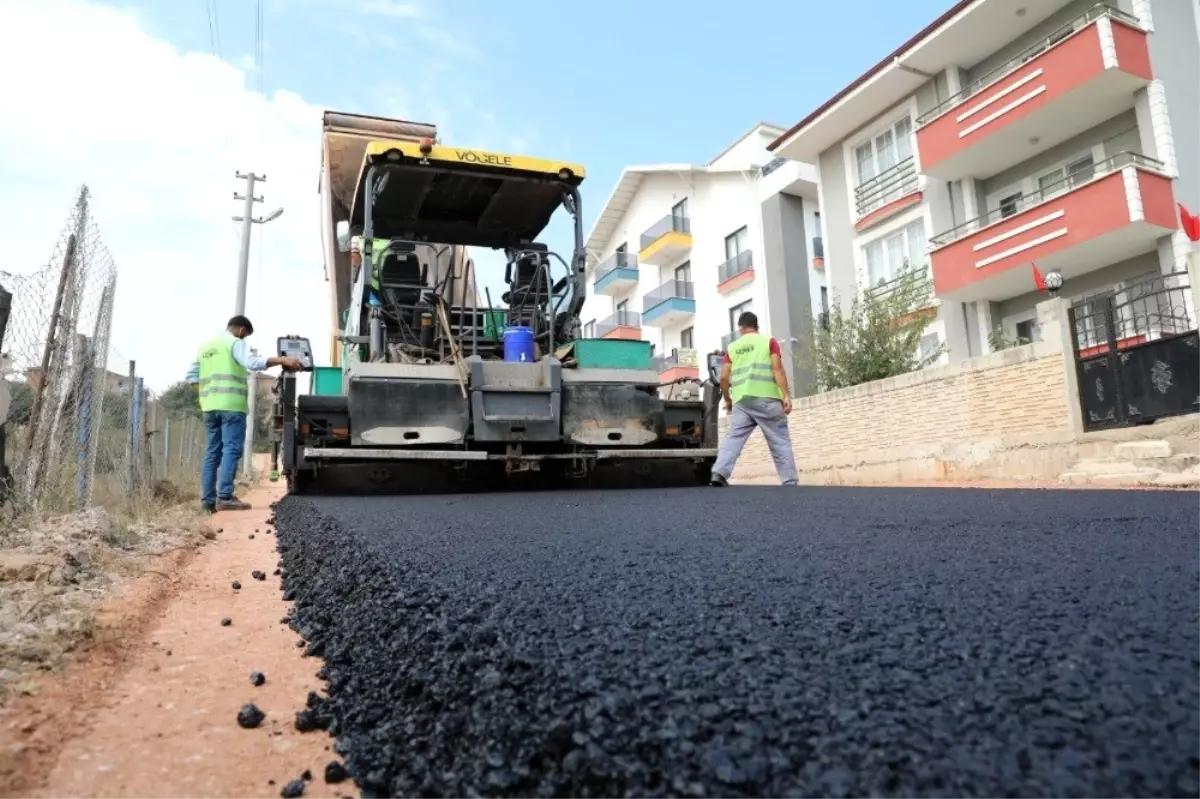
left=987, top=325, right=1031, bottom=352
left=158, top=380, right=201, bottom=421
left=810, top=263, right=946, bottom=391
left=5, top=380, right=34, bottom=426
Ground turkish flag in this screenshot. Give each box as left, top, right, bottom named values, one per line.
left=1032, top=262, right=1047, bottom=292
left=1179, top=204, right=1200, bottom=242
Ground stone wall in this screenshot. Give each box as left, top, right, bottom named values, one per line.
left=726, top=339, right=1080, bottom=484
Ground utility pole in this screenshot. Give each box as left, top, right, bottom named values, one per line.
left=231, top=172, right=284, bottom=479
left=233, top=171, right=264, bottom=316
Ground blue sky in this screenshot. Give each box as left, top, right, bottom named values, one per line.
left=105, top=0, right=949, bottom=257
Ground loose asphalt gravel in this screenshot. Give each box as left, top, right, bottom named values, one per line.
left=274, top=487, right=1200, bottom=798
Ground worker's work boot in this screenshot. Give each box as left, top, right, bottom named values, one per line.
left=709, top=473, right=728, bottom=487
left=216, top=497, right=251, bottom=511
left=201, top=502, right=216, bottom=515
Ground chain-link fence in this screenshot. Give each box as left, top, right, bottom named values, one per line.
left=0, top=186, right=211, bottom=520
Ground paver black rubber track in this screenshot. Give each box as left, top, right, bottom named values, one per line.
left=275, top=487, right=1200, bottom=798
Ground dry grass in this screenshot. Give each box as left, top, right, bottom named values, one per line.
left=0, top=482, right=211, bottom=703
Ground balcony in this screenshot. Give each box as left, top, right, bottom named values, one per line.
left=929, top=152, right=1177, bottom=302
left=639, top=213, right=692, bottom=266
left=642, top=279, right=695, bottom=327
left=720, top=331, right=741, bottom=351
left=652, top=348, right=700, bottom=382
left=596, top=311, right=642, bottom=341
left=812, top=236, right=825, bottom=270
left=853, top=157, right=921, bottom=232
left=717, top=250, right=755, bottom=294
left=915, top=5, right=1152, bottom=182
left=593, top=252, right=639, bottom=296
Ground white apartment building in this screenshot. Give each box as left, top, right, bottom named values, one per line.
left=769, top=0, right=1199, bottom=362
left=581, top=123, right=825, bottom=396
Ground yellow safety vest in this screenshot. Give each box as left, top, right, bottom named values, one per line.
left=728, top=332, right=783, bottom=404
left=197, top=331, right=249, bottom=413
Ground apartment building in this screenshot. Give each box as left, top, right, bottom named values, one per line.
left=581, top=123, right=826, bottom=396
left=768, top=0, right=1199, bottom=361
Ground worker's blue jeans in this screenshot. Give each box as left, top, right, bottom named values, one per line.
left=201, top=410, right=246, bottom=505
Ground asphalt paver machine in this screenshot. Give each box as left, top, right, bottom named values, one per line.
left=270, top=111, right=719, bottom=494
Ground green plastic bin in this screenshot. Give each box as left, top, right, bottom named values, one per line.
left=482, top=310, right=508, bottom=339
left=570, top=339, right=652, bottom=370
left=311, top=366, right=344, bottom=396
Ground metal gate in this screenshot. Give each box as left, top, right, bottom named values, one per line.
left=1068, top=270, right=1199, bottom=432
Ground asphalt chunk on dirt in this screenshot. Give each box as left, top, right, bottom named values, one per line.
left=275, top=488, right=1200, bottom=798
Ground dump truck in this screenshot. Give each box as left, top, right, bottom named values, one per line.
left=270, top=109, right=721, bottom=494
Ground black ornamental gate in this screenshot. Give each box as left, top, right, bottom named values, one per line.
left=1068, top=270, right=1199, bottom=432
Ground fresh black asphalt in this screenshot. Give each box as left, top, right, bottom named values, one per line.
left=274, top=487, right=1200, bottom=798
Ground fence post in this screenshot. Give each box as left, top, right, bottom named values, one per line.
left=79, top=279, right=114, bottom=505
left=163, top=416, right=171, bottom=480
left=125, top=361, right=136, bottom=490
left=142, top=397, right=154, bottom=481
left=74, top=335, right=94, bottom=509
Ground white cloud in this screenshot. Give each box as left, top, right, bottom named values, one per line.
left=0, top=0, right=559, bottom=396
left=0, top=0, right=333, bottom=392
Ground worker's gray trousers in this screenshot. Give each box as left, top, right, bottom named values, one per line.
left=712, top=396, right=799, bottom=485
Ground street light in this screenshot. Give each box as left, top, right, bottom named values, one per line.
left=1044, top=269, right=1064, bottom=298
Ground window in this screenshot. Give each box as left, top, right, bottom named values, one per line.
left=1015, top=318, right=1041, bottom=343
left=862, top=220, right=927, bottom=287
left=854, top=116, right=914, bottom=190
left=729, top=299, right=753, bottom=331
left=680, top=327, right=694, bottom=349
left=820, top=286, right=829, bottom=314
left=1038, top=154, right=1096, bottom=197
left=615, top=242, right=627, bottom=254
left=674, top=261, right=692, bottom=286
left=584, top=319, right=596, bottom=338
left=918, top=333, right=941, bottom=364
left=724, top=226, right=750, bottom=261
left=671, top=198, right=689, bottom=223
left=615, top=299, right=629, bottom=324
left=999, top=192, right=1022, bottom=219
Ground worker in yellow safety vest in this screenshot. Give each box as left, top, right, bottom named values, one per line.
left=186, top=315, right=303, bottom=513
left=710, top=311, right=798, bottom=487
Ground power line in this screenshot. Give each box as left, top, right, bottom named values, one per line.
left=204, top=0, right=222, bottom=59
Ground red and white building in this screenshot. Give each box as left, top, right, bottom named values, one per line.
left=769, top=0, right=1199, bottom=360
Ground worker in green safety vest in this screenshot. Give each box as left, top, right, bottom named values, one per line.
left=185, top=315, right=303, bottom=513
left=709, top=310, right=798, bottom=487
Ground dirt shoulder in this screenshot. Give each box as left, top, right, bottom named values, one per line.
left=0, top=483, right=347, bottom=799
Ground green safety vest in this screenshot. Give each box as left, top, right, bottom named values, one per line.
left=196, top=331, right=249, bottom=413
left=352, top=235, right=391, bottom=290
left=728, top=332, right=783, bottom=404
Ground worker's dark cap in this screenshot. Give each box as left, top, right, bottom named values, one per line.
left=227, top=315, right=254, bottom=334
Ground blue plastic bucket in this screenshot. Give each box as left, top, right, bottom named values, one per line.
left=502, top=325, right=536, bottom=363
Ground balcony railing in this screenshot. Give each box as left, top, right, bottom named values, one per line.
left=813, top=236, right=824, bottom=258
left=596, top=310, right=641, bottom=337
left=720, top=331, right=742, bottom=350
left=865, top=267, right=933, bottom=301
left=718, top=250, right=754, bottom=284
left=916, top=4, right=1142, bottom=127
left=854, top=157, right=919, bottom=217
left=761, top=157, right=787, bottom=177
left=930, top=151, right=1165, bottom=248
left=642, top=279, right=695, bottom=313
left=652, top=348, right=699, bottom=372
left=640, top=214, right=691, bottom=251
left=595, top=251, right=638, bottom=281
